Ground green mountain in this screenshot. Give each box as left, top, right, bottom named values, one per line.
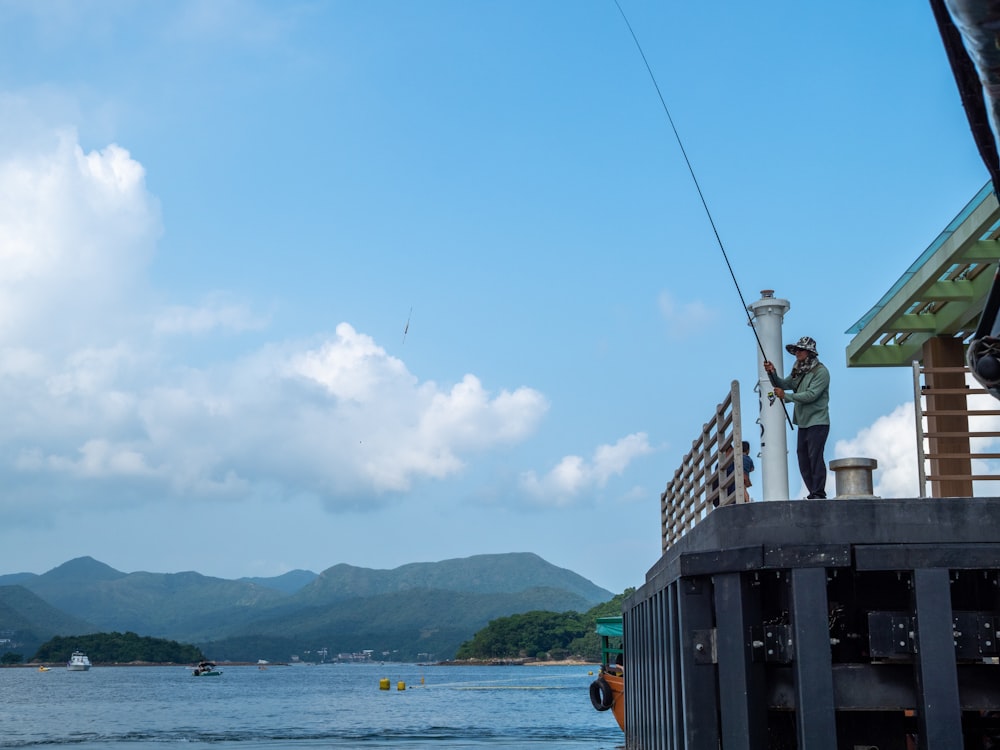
left=18, top=558, right=288, bottom=638
left=4, top=554, right=614, bottom=662
left=0, top=572, right=39, bottom=587
left=201, top=584, right=599, bottom=662
left=0, top=585, right=97, bottom=657
left=239, top=570, right=317, bottom=594
left=297, top=553, right=609, bottom=605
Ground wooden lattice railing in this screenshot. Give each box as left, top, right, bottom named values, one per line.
left=913, top=362, right=1000, bottom=497
left=660, top=380, right=745, bottom=551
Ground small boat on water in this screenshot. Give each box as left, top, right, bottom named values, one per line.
left=588, top=616, right=624, bottom=732
left=66, top=651, right=91, bottom=671
left=38, top=666, right=50, bottom=672
left=192, top=660, right=222, bottom=676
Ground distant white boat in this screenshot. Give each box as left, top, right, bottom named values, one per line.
left=67, top=651, right=91, bottom=671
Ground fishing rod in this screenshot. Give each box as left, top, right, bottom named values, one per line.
left=613, top=0, right=793, bottom=429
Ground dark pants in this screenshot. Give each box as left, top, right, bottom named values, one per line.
left=797, top=424, right=830, bottom=498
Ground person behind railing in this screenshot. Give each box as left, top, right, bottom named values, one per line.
left=732, top=440, right=754, bottom=502
left=722, top=441, right=755, bottom=503
left=764, top=335, right=831, bottom=499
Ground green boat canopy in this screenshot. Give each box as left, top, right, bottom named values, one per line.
left=595, top=616, right=623, bottom=638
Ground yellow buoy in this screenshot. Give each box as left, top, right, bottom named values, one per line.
left=397, top=681, right=406, bottom=691
left=379, top=678, right=390, bottom=690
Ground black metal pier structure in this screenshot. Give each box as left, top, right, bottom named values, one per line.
left=622, top=497, right=1000, bottom=749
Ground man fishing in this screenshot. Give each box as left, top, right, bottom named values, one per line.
left=763, top=337, right=831, bottom=499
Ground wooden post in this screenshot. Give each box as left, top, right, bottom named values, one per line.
left=922, top=336, right=972, bottom=497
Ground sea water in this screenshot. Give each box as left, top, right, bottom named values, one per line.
left=0, top=663, right=624, bottom=749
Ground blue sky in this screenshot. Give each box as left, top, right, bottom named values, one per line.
left=0, top=1, right=990, bottom=595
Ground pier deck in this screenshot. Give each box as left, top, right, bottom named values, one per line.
left=623, top=497, right=1000, bottom=749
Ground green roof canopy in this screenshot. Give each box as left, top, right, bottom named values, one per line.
left=846, top=182, right=1000, bottom=367
left=596, top=616, right=623, bottom=637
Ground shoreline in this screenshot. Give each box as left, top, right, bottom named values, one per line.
left=3, top=661, right=283, bottom=669
left=7, top=659, right=598, bottom=669
left=436, top=658, right=597, bottom=667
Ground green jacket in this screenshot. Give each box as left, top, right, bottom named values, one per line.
left=772, top=363, right=830, bottom=428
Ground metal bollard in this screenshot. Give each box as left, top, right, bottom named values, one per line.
left=829, top=457, right=879, bottom=499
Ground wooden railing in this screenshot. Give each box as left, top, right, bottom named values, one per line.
left=913, top=362, right=1000, bottom=497
left=660, top=380, right=745, bottom=551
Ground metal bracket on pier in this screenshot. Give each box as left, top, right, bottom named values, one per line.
left=868, top=612, right=916, bottom=659
left=692, top=628, right=717, bottom=664
left=869, top=610, right=1000, bottom=660
left=750, top=624, right=793, bottom=663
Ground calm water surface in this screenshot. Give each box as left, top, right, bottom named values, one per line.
left=0, top=663, right=624, bottom=749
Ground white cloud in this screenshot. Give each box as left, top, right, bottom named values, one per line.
left=658, top=290, right=718, bottom=339
left=289, top=322, right=413, bottom=403
left=835, top=403, right=920, bottom=498
left=44, top=439, right=156, bottom=478
left=520, top=432, right=654, bottom=506
left=3, top=322, right=550, bottom=506
left=283, top=324, right=549, bottom=493
left=0, top=124, right=550, bottom=515
left=0, top=128, right=160, bottom=349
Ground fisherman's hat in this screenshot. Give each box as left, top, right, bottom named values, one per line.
left=786, top=336, right=818, bottom=355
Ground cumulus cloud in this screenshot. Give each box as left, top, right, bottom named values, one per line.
left=0, top=127, right=160, bottom=348
left=658, top=290, right=718, bottom=339
left=0, top=124, right=549, bottom=515
left=520, top=432, right=654, bottom=506
left=3, top=323, right=549, bottom=507
left=282, top=324, right=549, bottom=493
left=834, top=403, right=920, bottom=497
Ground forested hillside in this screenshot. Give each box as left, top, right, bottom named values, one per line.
left=454, top=588, right=633, bottom=661
left=34, top=632, right=204, bottom=664
left=0, top=585, right=96, bottom=658
left=298, top=553, right=609, bottom=605
left=0, top=554, right=617, bottom=663
left=201, top=585, right=599, bottom=662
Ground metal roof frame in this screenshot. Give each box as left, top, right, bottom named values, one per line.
left=846, top=182, right=1000, bottom=367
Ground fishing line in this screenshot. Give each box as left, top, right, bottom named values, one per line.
left=613, top=0, right=793, bottom=428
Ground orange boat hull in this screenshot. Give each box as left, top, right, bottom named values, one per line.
left=603, top=671, right=625, bottom=732
left=590, top=669, right=625, bottom=732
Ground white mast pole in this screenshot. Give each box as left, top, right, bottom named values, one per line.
left=749, top=290, right=791, bottom=501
